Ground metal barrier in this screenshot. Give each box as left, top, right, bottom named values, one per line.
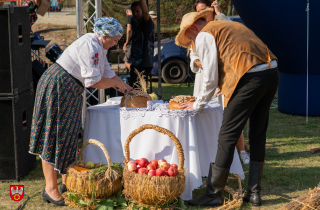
left=76, top=0, right=103, bottom=128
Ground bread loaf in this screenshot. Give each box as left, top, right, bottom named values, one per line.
left=168, top=95, right=196, bottom=110
left=120, top=90, right=152, bottom=108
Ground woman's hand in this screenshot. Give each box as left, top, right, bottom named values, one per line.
left=114, top=80, right=132, bottom=93
left=211, top=0, right=222, bottom=15
left=180, top=102, right=194, bottom=110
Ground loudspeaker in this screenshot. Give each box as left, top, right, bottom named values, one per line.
left=0, top=89, right=36, bottom=181
left=0, top=7, right=33, bottom=96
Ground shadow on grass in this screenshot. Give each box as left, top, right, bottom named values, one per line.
left=34, top=27, right=75, bottom=34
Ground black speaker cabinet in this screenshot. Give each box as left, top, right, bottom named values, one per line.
left=0, top=89, right=36, bottom=181
left=0, top=7, right=33, bottom=96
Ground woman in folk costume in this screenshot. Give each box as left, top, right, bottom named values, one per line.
left=191, top=0, right=250, bottom=165
left=28, top=17, right=132, bottom=206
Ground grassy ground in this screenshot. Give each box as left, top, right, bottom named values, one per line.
left=0, top=83, right=319, bottom=210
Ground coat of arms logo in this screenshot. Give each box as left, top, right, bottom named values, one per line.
left=10, top=185, right=24, bottom=201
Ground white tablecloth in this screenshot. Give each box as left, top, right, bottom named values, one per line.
left=83, top=100, right=244, bottom=200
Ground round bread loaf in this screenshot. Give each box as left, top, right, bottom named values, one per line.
left=168, top=95, right=196, bottom=110
left=120, top=93, right=152, bottom=108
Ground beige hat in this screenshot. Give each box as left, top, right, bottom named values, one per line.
left=149, top=11, right=157, bottom=18
left=175, top=8, right=213, bottom=48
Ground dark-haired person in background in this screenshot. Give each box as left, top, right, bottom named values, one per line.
left=123, top=5, right=134, bottom=69
left=125, top=0, right=155, bottom=87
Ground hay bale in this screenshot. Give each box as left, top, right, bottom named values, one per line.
left=281, top=183, right=320, bottom=210
left=65, top=139, right=123, bottom=199
left=122, top=124, right=186, bottom=206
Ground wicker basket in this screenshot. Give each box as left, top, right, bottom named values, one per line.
left=122, top=124, right=186, bottom=206
left=65, top=139, right=122, bottom=198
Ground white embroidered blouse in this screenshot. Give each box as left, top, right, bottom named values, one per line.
left=56, top=33, right=116, bottom=88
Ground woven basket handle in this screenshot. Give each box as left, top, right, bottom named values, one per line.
left=78, top=139, right=113, bottom=168
left=124, top=124, right=185, bottom=170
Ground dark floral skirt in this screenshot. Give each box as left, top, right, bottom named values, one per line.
left=29, top=63, right=84, bottom=174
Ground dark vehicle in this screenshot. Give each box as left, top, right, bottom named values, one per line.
left=152, top=37, right=188, bottom=84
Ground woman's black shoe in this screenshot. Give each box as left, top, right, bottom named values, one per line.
left=42, top=189, right=65, bottom=206
left=60, top=184, right=67, bottom=195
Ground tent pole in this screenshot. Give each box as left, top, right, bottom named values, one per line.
left=157, top=0, right=162, bottom=99
left=306, top=0, right=309, bottom=125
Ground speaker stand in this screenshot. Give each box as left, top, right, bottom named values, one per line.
left=179, top=56, right=194, bottom=88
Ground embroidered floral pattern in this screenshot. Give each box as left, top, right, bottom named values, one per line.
left=91, top=52, right=99, bottom=67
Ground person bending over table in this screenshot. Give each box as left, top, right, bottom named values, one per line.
left=28, top=17, right=132, bottom=207
left=124, top=0, right=155, bottom=88
left=175, top=9, right=279, bottom=207
left=190, top=0, right=250, bottom=165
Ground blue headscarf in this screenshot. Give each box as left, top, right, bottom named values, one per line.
left=93, top=17, right=124, bottom=37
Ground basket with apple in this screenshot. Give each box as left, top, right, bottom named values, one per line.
left=65, top=139, right=123, bottom=200
left=122, top=124, right=186, bottom=206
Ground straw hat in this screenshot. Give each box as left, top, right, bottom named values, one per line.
left=175, top=8, right=213, bottom=48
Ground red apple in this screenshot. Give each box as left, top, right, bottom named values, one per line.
left=138, top=167, right=148, bottom=175
left=170, top=164, right=178, bottom=169
left=168, top=167, right=178, bottom=177
left=147, top=164, right=156, bottom=171
left=160, top=162, right=170, bottom=171
left=164, top=171, right=169, bottom=176
left=148, top=170, right=156, bottom=177
left=138, top=158, right=149, bottom=167
left=127, top=162, right=137, bottom=172
left=156, top=168, right=165, bottom=177
left=135, top=165, right=141, bottom=173
left=128, top=161, right=136, bottom=165
left=134, top=160, right=139, bottom=165
left=158, top=159, right=167, bottom=166
left=150, top=160, right=158, bottom=168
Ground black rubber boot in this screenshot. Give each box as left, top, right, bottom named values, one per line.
left=243, top=161, right=264, bottom=206
left=187, top=163, right=229, bottom=207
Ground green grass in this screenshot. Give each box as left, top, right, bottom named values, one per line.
left=150, top=79, right=194, bottom=100
left=0, top=84, right=319, bottom=210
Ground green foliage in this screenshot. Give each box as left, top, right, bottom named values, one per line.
left=66, top=192, right=80, bottom=203
left=178, top=197, right=187, bottom=209
left=88, top=0, right=235, bottom=35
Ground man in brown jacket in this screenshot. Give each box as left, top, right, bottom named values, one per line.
left=175, top=9, right=279, bottom=207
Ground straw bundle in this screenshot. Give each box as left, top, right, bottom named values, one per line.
left=65, top=139, right=122, bottom=199
left=205, top=186, right=243, bottom=210
left=123, top=124, right=186, bottom=206
left=121, top=69, right=152, bottom=108
left=281, top=183, right=320, bottom=210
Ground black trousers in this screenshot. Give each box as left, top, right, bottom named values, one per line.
left=129, top=66, right=153, bottom=88
left=215, top=67, right=279, bottom=169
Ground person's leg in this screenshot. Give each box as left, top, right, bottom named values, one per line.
left=243, top=69, right=279, bottom=206
left=129, top=65, right=138, bottom=87
left=236, top=133, right=245, bottom=151
left=42, top=161, right=63, bottom=201
left=188, top=69, right=267, bottom=207
left=59, top=174, right=67, bottom=194
left=62, top=175, right=66, bottom=185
